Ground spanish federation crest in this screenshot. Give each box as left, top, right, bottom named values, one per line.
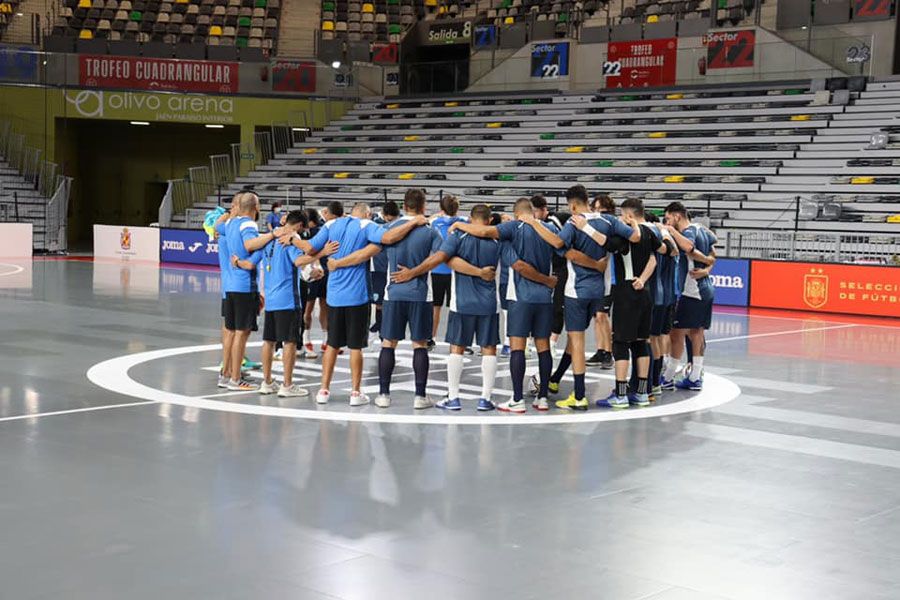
left=803, top=268, right=828, bottom=309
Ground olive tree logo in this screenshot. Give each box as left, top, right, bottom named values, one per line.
left=64, top=90, right=104, bottom=118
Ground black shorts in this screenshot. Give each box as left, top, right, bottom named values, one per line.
left=650, top=304, right=675, bottom=336
left=224, top=292, right=260, bottom=332
left=431, top=273, right=451, bottom=307
left=610, top=285, right=652, bottom=343
left=221, top=297, right=226, bottom=318
left=327, top=303, right=370, bottom=350
left=307, top=272, right=327, bottom=299
left=599, top=294, right=613, bottom=315
left=263, top=308, right=302, bottom=344
left=551, top=282, right=566, bottom=335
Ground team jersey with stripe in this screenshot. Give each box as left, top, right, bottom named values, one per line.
left=440, top=230, right=500, bottom=315
left=383, top=216, right=443, bottom=302
left=677, top=223, right=717, bottom=300
left=221, top=216, right=261, bottom=293
left=307, top=216, right=387, bottom=307
left=497, top=219, right=558, bottom=304
left=558, top=213, right=634, bottom=299
left=370, top=215, right=389, bottom=273
left=646, top=222, right=677, bottom=306
left=215, top=218, right=231, bottom=299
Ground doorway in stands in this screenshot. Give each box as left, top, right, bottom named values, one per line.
left=402, top=43, right=470, bottom=95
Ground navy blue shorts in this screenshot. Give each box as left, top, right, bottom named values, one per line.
left=507, top=300, right=553, bottom=339
left=674, top=294, right=713, bottom=330
left=446, top=311, right=500, bottom=348
left=499, top=283, right=509, bottom=310
left=650, top=304, right=675, bottom=336
left=370, top=271, right=387, bottom=305
left=381, top=300, right=433, bottom=342
left=564, top=297, right=606, bottom=332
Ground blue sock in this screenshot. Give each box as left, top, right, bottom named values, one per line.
left=538, top=350, right=551, bottom=397
left=378, top=347, right=395, bottom=395
left=551, top=352, right=571, bottom=384
left=510, top=350, right=526, bottom=401
left=413, top=347, right=429, bottom=397
left=574, top=373, right=585, bottom=400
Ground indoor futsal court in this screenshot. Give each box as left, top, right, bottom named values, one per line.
left=1, top=257, right=898, bottom=599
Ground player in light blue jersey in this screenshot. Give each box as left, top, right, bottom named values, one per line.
left=214, top=194, right=240, bottom=388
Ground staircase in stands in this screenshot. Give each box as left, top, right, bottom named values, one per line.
left=273, top=0, right=318, bottom=57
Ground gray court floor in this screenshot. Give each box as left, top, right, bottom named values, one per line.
left=2, top=258, right=900, bottom=600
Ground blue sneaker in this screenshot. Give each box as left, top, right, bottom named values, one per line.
left=596, top=392, right=629, bottom=410
left=659, top=376, right=676, bottom=391
left=500, top=345, right=510, bottom=357
left=477, top=398, right=495, bottom=411
left=242, top=357, right=262, bottom=370
left=436, top=397, right=462, bottom=411
left=628, top=393, right=650, bottom=407
left=676, top=377, right=703, bottom=391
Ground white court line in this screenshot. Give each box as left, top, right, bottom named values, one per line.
left=0, top=262, right=25, bottom=277
left=86, top=343, right=742, bottom=425
left=0, top=401, right=157, bottom=423
left=707, top=323, right=857, bottom=344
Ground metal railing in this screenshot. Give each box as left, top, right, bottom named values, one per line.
left=722, top=230, right=900, bottom=266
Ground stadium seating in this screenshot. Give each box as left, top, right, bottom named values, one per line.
left=43, top=0, right=280, bottom=60
left=0, top=0, right=22, bottom=39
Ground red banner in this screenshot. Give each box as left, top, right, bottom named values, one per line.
left=604, top=38, right=677, bottom=89
left=271, top=61, right=317, bottom=93
left=372, top=43, right=399, bottom=65
left=750, top=260, right=900, bottom=318
left=705, top=30, right=755, bottom=69
left=79, top=55, right=238, bottom=93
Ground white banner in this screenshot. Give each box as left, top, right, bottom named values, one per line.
left=93, top=224, right=160, bottom=263
left=0, top=223, right=33, bottom=258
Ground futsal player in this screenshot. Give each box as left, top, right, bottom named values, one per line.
left=369, top=200, right=400, bottom=336
left=392, top=203, right=501, bottom=411
left=286, top=201, right=426, bottom=406
left=429, top=196, right=466, bottom=350
left=369, top=190, right=442, bottom=410
left=644, top=212, right=679, bottom=397
left=662, top=202, right=718, bottom=391
left=586, top=194, right=617, bottom=369
left=301, top=207, right=330, bottom=358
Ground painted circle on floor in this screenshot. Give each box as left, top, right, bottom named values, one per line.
left=87, top=342, right=742, bottom=425
left=0, top=262, right=25, bottom=277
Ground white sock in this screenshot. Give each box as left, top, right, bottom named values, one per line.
left=481, top=354, right=498, bottom=400
left=692, top=356, right=704, bottom=379
left=303, top=328, right=311, bottom=345
left=447, top=353, right=464, bottom=400
left=663, top=355, right=679, bottom=380
left=500, top=310, right=508, bottom=342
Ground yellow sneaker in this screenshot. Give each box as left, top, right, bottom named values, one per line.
left=555, top=393, right=588, bottom=411
left=548, top=381, right=560, bottom=394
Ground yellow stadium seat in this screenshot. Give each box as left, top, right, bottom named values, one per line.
left=486, top=122, right=502, bottom=128
left=564, top=146, right=584, bottom=153
left=886, top=214, right=900, bottom=223
left=424, top=0, right=436, bottom=5
left=664, top=175, right=685, bottom=183
left=504, top=15, right=513, bottom=23
left=0, top=3, right=11, bottom=13
left=444, top=101, right=458, bottom=107
left=647, top=14, right=658, bottom=23
left=648, top=132, right=667, bottom=138
left=851, top=176, right=874, bottom=184
left=79, top=29, right=93, bottom=39
left=362, top=2, right=374, bottom=11
left=666, top=93, right=683, bottom=100
left=333, top=172, right=349, bottom=179
left=439, top=6, right=447, bottom=13
left=321, top=20, right=334, bottom=30
left=302, top=148, right=318, bottom=154
left=386, top=103, right=400, bottom=109
left=78, top=0, right=90, bottom=7
left=403, top=135, right=419, bottom=141
left=398, top=173, right=415, bottom=180
left=790, top=114, right=811, bottom=121
left=209, top=24, right=222, bottom=35
left=176, top=0, right=188, bottom=4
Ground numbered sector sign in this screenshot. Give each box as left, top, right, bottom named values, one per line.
left=531, top=42, right=569, bottom=79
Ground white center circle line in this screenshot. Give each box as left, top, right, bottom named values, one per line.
left=87, top=343, right=742, bottom=425
left=0, top=262, right=25, bottom=277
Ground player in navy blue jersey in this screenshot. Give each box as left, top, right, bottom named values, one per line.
left=368, top=190, right=443, bottom=410
left=643, top=212, right=679, bottom=397
left=392, top=204, right=501, bottom=411
left=586, top=194, right=617, bottom=369
left=451, top=197, right=569, bottom=413
left=369, top=201, right=400, bottom=336
left=662, top=202, right=718, bottom=391
left=429, top=195, right=467, bottom=350
left=284, top=201, right=427, bottom=406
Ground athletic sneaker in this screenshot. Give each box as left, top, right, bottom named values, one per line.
left=498, top=399, right=527, bottom=414
left=628, top=392, right=650, bottom=407
left=586, top=350, right=604, bottom=366
left=437, top=397, right=462, bottom=411
left=555, top=393, right=588, bottom=411
left=259, top=380, right=278, bottom=395
left=374, top=394, right=391, bottom=409
left=528, top=374, right=540, bottom=396
left=414, top=395, right=434, bottom=410
left=278, top=384, right=309, bottom=398
left=596, top=392, right=629, bottom=410
left=548, top=381, right=560, bottom=395
left=273, top=348, right=283, bottom=360
left=500, top=345, right=510, bottom=357
left=477, top=398, right=495, bottom=411
left=227, top=378, right=258, bottom=391
left=301, top=343, right=318, bottom=359
left=242, top=357, right=262, bottom=370
left=349, top=391, right=370, bottom=407
left=532, top=397, right=549, bottom=411
left=427, top=339, right=436, bottom=351
left=315, top=389, right=330, bottom=404
left=651, top=384, right=663, bottom=396
left=659, top=376, right=676, bottom=391
left=217, top=374, right=229, bottom=388
left=676, top=377, right=703, bottom=391
left=464, top=347, right=474, bottom=356
left=600, top=351, right=614, bottom=370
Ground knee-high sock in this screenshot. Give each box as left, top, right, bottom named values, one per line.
left=550, top=352, right=572, bottom=384
left=629, top=352, right=639, bottom=392
left=574, top=373, right=586, bottom=400
left=447, top=353, right=464, bottom=400
left=538, top=350, right=552, bottom=397
left=413, top=347, right=429, bottom=397
left=378, top=347, right=395, bottom=395
left=653, top=356, right=663, bottom=387
left=510, top=350, right=526, bottom=401
left=481, top=354, right=497, bottom=400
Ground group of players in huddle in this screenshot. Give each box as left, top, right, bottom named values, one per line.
left=213, top=184, right=717, bottom=413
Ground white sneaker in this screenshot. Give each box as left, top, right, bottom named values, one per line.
left=227, top=378, right=258, bottom=391
left=532, top=397, right=549, bottom=411
left=374, top=394, right=391, bottom=408
left=300, top=344, right=318, bottom=359
left=274, top=348, right=283, bottom=360
left=528, top=374, right=540, bottom=396
left=316, top=389, right=330, bottom=404
left=259, top=380, right=278, bottom=395
left=349, top=391, right=370, bottom=407
left=278, top=384, right=309, bottom=398
left=414, top=395, right=434, bottom=410
left=498, top=399, right=527, bottom=414
left=217, top=374, right=229, bottom=388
